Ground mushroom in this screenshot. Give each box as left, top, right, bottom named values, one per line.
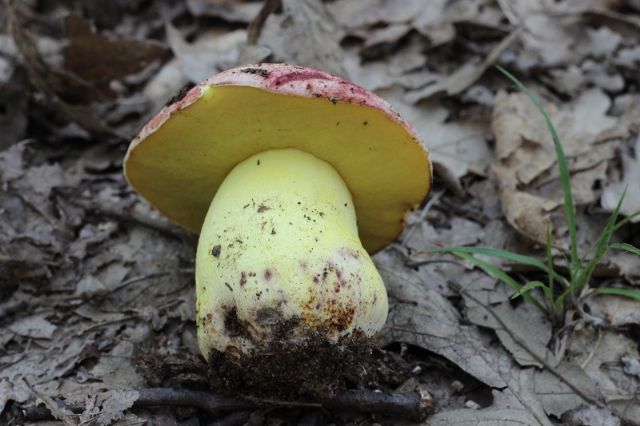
left=124, top=63, right=431, bottom=388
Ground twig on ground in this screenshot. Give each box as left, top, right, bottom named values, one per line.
left=20, top=386, right=433, bottom=422
left=247, top=0, right=281, bottom=45
left=73, top=197, right=188, bottom=241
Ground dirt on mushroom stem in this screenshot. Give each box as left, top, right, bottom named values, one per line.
left=133, top=330, right=410, bottom=400
left=207, top=326, right=408, bottom=398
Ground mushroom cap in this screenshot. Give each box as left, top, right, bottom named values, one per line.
left=124, top=63, right=431, bottom=253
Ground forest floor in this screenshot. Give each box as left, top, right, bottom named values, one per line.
left=1, top=0, right=639, bottom=425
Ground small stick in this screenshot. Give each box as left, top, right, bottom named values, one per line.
left=325, top=386, right=433, bottom=421
left=20, top=386, right=433, bottom=422
left=246, top=0, right=281, bottom=45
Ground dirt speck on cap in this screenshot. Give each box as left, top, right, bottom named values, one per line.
left=241, top=67, right=269, bottom=77
left=165, top=83, right=196, bottom=106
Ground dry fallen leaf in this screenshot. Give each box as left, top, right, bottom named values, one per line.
left=259, top=0, right=345, bottom=76
left=562, top=405, right=621, bottom=426
left=424, top=388, right=552, bottom=426
left=601, top=135, right=640, bottom=222
left=461, top=275, right=559, bottom=368
left=379, top=87, right=492, bottom=186
left=8, top=314, right=57, bottom=339
left=165, top=24, right=246, bottom=83
left=63, top=15, right=167, bottom=84
left=585, top=293, right=640, bottom=326
left=4, top=0, right=113, bottom=136
left=377, top=255, right=508, bottom=388
left=79, top=389, right=140, bottom=426
left=491, top=88, right=631, bottom=244
left=566, top=327, right=640, bottom=423
left=186, top=0, right=262, bottom=22
left=405, top=31, right=519, bottom=102
left=2, top=0, right=639, bottom=423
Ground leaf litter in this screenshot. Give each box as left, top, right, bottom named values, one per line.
left=1, top=0, right=640, bottom=424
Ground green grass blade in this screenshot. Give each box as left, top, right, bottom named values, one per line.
left=594, top=287, right=640, bottom=301
left=430, top=246, right=567, bottom=284
left=545, top=224, right=559, bottom=313
left=612, top=209, right=640, bottom=231
left=573, top=189, right=626, bottom=289
left=451, top=251, right=546, bottom=311
left=495, top=65, right=579, bottom=274
left=609, top=242, right=640, bottom=256
left=511, top=280, right=546, bottom=300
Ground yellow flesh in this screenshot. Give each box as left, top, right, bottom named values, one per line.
left=196, top=149, right=388, bottom=359
left=125, top=86, right=430, bottom=252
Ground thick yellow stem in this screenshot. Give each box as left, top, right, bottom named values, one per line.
left=195, top=148, right=388, bottom=359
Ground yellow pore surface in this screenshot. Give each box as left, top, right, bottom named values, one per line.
left=125, top=86, right=431, bottom=253
left=195, top=149, right=388, bottom=358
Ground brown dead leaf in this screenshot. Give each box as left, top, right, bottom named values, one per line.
left=491, top=88, right=632, bottom=244
left=4, top=0, right=114, bottom=137
left=63, top=15, right=167, bottom=84
left=500, top=189, right=559, bottom=244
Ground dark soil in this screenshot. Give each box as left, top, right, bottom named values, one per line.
left=208, top=332, right=410, bottom=399
left=134, top=329, right=409, bottom=401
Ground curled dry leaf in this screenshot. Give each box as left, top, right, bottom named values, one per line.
left=491, top=88, right=633, bottom=244
left=63, top=15, right=167, bottom=85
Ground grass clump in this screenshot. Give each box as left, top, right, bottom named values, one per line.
left=432, top=66, right=640, bottom=324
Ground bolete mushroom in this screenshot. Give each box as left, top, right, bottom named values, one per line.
left=125, top=63, right=431, bottom=390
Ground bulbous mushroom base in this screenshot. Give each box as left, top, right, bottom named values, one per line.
left=195, top=149, right=389, bottom=392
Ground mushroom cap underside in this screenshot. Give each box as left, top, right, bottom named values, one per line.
left=124, top=64, right=432, bottom=253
